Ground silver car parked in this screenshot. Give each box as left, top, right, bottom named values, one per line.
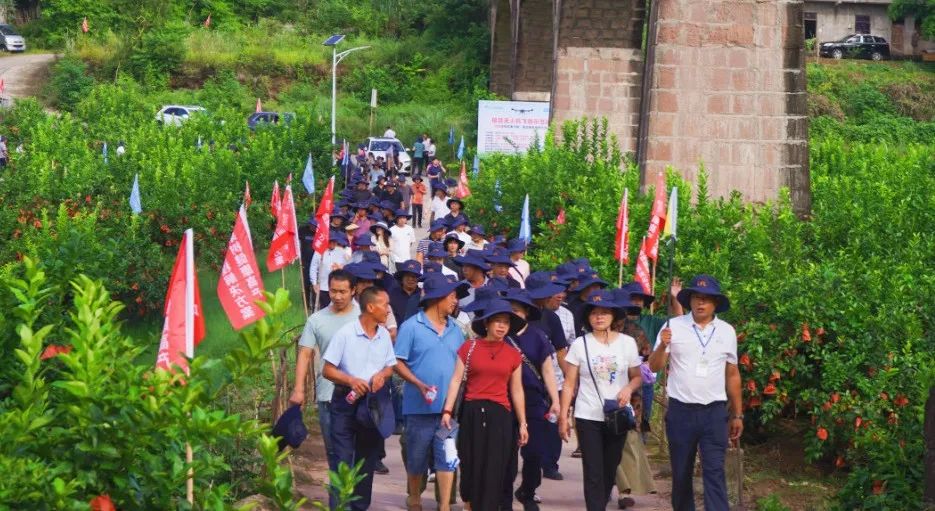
left=0, top=24, right=26, bottom=52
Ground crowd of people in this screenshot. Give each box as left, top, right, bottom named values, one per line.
left=290, top=145, right=743, bottom=511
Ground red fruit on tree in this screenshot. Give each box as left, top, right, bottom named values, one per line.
left=769, top=370, right=781, bottom=382
left=830, top=392, right=840, bottom=404
left=763, top=383, right=777, bottom=396
left=822, top=401, right=833, bottom=412
left=834, top=455, right=846, bottom=468
left=739, top=353, right=752, bottom=370
left=893, top=395, right=909, bottom=407
left=749, top=396, right=762, bottom=408
left=816, top=427, right=828, bottom=441
left=816, top=326, right=826, bottom=336
left=90, top=495, right=116, bottom=511
left=879, top=391, right=889, bottom=401
left=854, top=416, right=862, bottom=429
left=871, top=480, right=884, bottom=495
left=745, top=380, right=757, bottom=392
left=801, top=322, right=811, bottom=342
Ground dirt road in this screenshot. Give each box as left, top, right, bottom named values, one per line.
left=0, top=53, right=57, bottom=101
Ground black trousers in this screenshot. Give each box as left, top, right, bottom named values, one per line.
left=458, top=400, right=515, bottom=511
left=577, top=417, right=626, bottom=510
left=412, top=204, right=424, bottom=227
left=517, top=417, right=556, bottom=498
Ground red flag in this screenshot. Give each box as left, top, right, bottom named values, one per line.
left=218, top=206, right=266, bottom=329
left=645, top=171, right=668, bottom=262
left=156, top=229, right=205, bottom=374
left=556, top=208, right=566, bottom=225
left=270, top=180, right=281, bottom=218
left=244, top=181, right=252, bottom=208
left=81, top=17, right=89, bottom=33
left=0, top=79, right=5, bottom=95
left=267, top=184, right=299, bottom=271
left=312, top=177, right=335, bottom=254
left=203, top=14, right=211, bottom=28
left=456, top=160, right=472, bottom=199
left=634, top=237, right=652, bottom=294
left=256, top=98, right=262, bottom=113
left=614, top=189, right=630, bottom=264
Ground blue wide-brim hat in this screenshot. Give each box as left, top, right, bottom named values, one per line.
left=429, top=219, right=448, bottom=233
left=331, top=232, right=349, bottom=247
left=610, top=288, right=646, bottom=314
left=447, top=197, right=465, bottom=209
left=344, top=263, right=378, bottom=282
left=447, top=215, right=469, bottom=229
left=454, top=249, right=491, bottom=272
left=379, top=200, right=397, bottom=211
left=426, top=241, right=448, bottom=258
left=354, top=232, right=374, bottom=247
left=395, top=259, right=422, bottom=279
left=506, top=238, right=527, bottom=254
left=468, top=224, right=486, bottom=237
left=462, top=285, right=508, bottom=313
left=420, top=273, right=470, bottom=306
left=356, top=384, right=395, bottom=439
left=444, top=233, right=465, bottom=250
left=394, top=208, right=411, bottom=218
left=554, top=262, right=578, bottom=286
left=370, top=221, right=390, bottom=235
left=525, top=271, right=567, bottom=300
left=471, top=299, right=527, bottom=337
left=575, top=271, right=609, bottom=293
left=577, top=289, right=626, bottom=328
left=676, top=274, right=730, bottom=313
left=621, top=281, right=654, bottom=308
left=504, top=288, right=542, bottom=321
left=485, top=247, right=516, bottom=266
left=421, top=261, right=443, bottom=276
left=272, top=404, right=308, bottom=451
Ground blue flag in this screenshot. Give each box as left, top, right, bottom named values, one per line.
left=448, top=127, right=455, bottom=145
left=129, top=174, right=142, bottom=214
left=493, top=179, right=503, bottom=212
left=197, top=136, right=203, bottom=149
left=457, top=136, right=465, bottom=161
left=102, top=142, right=108, bottom=164
left=472, top=154, right=479, bottom=177
left=518, top=194, right=531, bottom=243
left=302, top=153, right=315, bottom=194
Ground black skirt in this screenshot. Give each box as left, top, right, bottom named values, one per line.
left=457, top=399, right=516, bottom=511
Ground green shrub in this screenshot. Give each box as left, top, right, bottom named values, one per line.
left=45, top=55, right=96, bottom=112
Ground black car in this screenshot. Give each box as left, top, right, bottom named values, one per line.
left=819, top=34, right=890, bottom=61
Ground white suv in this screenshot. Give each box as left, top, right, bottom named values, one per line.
left=363, top=137, right=412, bottom=173
left=155, top=105, right=206, bottom=126
left=0, top=25, right=25, bottom=52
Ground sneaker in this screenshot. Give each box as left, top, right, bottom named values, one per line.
left=618, top=496, right=636, bottom=509
left=542, top=470, right=563, bottom=480
left=375, top=461, right=389, bottom=475
left=514, top=489, right=540, bottom=511
left=427, top=472, right=436, bottom=483
left=571, top=447, right=582, bottom=458
left=533, top=493, right=542, bottom=503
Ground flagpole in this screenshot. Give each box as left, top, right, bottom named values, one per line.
left=665, top=236, right=677, bottom=328
left=650, top=258, right=657, bottom=314
left=186, top=443, right=194, bottom=504
left=297, top=259, right=309, bottom=316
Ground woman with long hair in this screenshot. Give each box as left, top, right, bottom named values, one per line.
left=370, top=221, right=393, bottom=272
left=558, top=289, right=642, bottom=510
left=441, top=299, right=529, bottom=511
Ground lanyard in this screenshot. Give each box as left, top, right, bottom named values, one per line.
left=691, top=324, right=717, bottom=355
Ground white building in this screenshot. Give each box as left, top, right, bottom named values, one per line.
left=804, top=0, right=934, bottom=58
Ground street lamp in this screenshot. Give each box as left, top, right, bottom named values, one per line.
left=323, top=34, right=370, bottom=148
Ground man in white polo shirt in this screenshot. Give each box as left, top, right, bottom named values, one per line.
left=648, top=274, right=742, bottom=511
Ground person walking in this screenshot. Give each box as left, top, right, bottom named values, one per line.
left=390, top=209, right=416, bottom=266
left=412, top=137, right=425, bottom=176
left=370, top=221, right=393, bottom=271
left=410, top=176, right=427, bottom=228
left=503, top=289, right=561, bottom=511
left=290, top=269, right=360, bottom=472
left=309, top=233, right=352, bottom=309
left=322, top=286, right=397, bottom=510
left=648, top=274, right=742, bottom=511
left=558, top=289, right=642, bottom=511
left=440, top=299, right=530, bottom=511
left=394, top=274, right=470, bottom=511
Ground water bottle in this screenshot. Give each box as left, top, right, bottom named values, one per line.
left=545, top=412, right=558, bottom=423
left=346, top=390, right=358, bottom=404
left=443, top=437, right=459, bottom=469
left=424, top=386, right=438, bottom=404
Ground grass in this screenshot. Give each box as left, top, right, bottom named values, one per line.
left=125, top=249, right=310, bottom=363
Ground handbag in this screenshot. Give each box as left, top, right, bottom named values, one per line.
left=582, top=333, right=636, bottom=436
left=450, top=340, right=477, bottom=421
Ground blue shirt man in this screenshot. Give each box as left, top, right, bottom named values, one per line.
left=322, top=287, right=397, bottom=511
left=393, top=274, right=469, bottom=511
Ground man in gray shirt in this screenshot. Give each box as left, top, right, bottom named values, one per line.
left=290, top=269, right=360, bottom=471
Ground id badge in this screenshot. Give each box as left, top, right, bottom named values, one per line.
left=695, top=358, right=709, bottom=377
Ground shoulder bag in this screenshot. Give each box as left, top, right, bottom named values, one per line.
left=582, top=333, right=636, bottom=436
left=507, top=335, right=552, bottom=407
left=451, top=340, right=477, bottom=421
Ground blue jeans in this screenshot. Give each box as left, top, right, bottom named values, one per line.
left=403, top=414, right=454, bottom=474
left=330, top=393, right=384, bottom=510
left=665, top=399, right=729, bottom=511
left=317, top=401, right=338, bottom=472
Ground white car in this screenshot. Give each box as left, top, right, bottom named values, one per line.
left=155, top=105, right=206, bottom=126
left=0, top=25, right=25, bottom=52
left=363, top=137, right=412, bottom=173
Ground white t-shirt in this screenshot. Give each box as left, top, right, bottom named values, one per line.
left=431, top=196, right=450, bottom=220
left=654, top=314, right=737, bottom=405
left=427, top=143, right=437, bottom=157
left=383, top=129, right=396, bottom=138
left=389, top=224, right=416, bottom=262
left=565, top=333, right=641, bottom=421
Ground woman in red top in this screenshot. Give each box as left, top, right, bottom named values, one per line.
left=410, top=175, right=428, bottom=228
left=442, top=300, right=529, bottom=511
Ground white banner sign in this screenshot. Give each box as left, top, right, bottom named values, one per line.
left=476, top=100, right=549, bottom=155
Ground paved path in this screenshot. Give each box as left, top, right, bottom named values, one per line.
left=0, top=53, right=57, bottom=103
